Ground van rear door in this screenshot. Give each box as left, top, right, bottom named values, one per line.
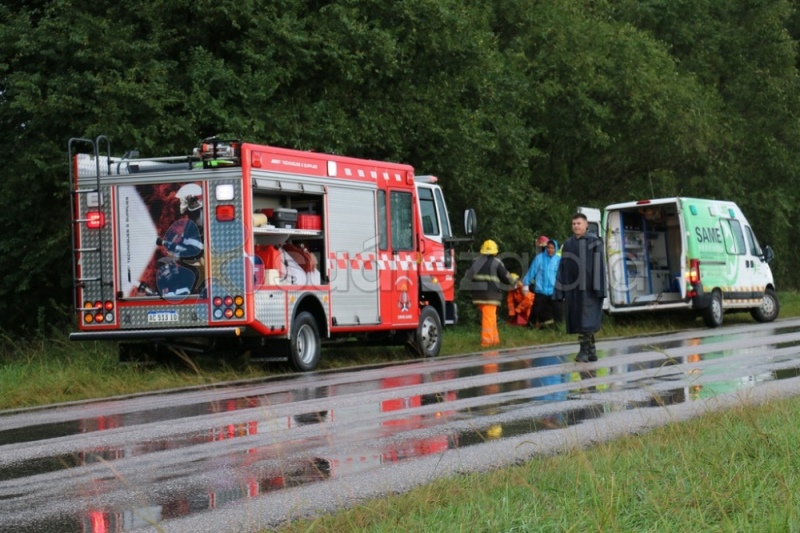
left=577, top=207, right=607, bottom=309
left=578, top=207, right=602, bottom=237
left=604, top=199, right=686, bottom=310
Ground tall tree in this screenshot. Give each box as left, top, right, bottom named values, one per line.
left=613, top=0, right=800, bottom=285
left=1, top=0, right=799, bottom=332
left=492, top=0, right=722, bottom=227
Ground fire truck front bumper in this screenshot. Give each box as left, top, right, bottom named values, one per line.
left=69, top=327, right=243, bottom=341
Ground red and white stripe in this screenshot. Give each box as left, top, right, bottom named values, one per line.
left=328, top=252, right=455, bottom=272
left=421, top=255, right=454, bottom=272
left=329, top=251, right=418, bottom=271
left=329, top=252, right=377, bottom=270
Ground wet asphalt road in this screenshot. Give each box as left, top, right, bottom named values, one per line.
left=2, top=319, right=800, bottom=532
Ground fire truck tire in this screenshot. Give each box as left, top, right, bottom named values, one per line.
left=289, top=312, right=321, bottom=371
left=409, top=306, right=442, bottom=358
left=702, top=289, right=724, bottom=328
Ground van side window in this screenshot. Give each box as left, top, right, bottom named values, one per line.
left=720, top=219, right=746, bottom=255
left=588, top=222, right=600, bottom=236
left=745, top=226, right=763, bottom=256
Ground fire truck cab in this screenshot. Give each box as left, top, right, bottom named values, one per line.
left=69, top=136, right=475, bottom=370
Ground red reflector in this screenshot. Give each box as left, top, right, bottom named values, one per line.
left=87, top=211, right=105, bottom=229
left=104, top=300, right=114, bottom=311
left=224, top=308, right=234, bottom=318
left=216, top=205, right=235, bottom=221
left=224, top=295, right=234, bottom=306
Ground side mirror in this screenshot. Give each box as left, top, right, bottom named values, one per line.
left=464, top=208, right=477, bottom=237
left=763, top=245, right=774, bottom=264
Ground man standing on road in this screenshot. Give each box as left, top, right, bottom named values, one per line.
left=554, top=213, right=606, bottom=362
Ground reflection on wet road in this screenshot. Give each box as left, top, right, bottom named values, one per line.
left=3, top=320, right=800, bottom=532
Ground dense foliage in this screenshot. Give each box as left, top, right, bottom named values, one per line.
left=1, top=0, right=798, bottom=332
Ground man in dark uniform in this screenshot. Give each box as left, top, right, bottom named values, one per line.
left=554, top=213, right=606, bottom=362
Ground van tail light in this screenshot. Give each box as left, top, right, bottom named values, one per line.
left=689, top=259, right=701, bottom=285
left=86, top=211, right=105, bottom=229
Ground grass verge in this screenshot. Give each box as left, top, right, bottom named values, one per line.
left=276, top=394, right=800, bottom=532
left=1, top=292, right=798, bottom=410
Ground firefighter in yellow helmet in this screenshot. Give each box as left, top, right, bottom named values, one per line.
left=461, top=239, right=515, bottom=347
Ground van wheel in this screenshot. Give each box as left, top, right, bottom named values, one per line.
left=702, top=290, right=724, bottom=328
left=751, top=288, right=780, bottom=323
left=289, top=311, right=321, bottom=371
left=408, top=306, right=442, bottom=358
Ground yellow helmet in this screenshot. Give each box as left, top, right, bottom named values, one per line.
left=480, top=239, right=499, bottom=255
left=486, top=424, right=503, bottom=439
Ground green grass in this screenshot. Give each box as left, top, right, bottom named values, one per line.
left=275, top=396, right=800, bottom=532
left=1, top=291, right=799, bottom=410
left=0, top=332, right=278, bottom=409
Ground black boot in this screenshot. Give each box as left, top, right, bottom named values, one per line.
left=587, top=333, right=598, bottom=362
left=575, top=334, right=590, bottom=363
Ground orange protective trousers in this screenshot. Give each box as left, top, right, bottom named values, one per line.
left=479, top=304, right=500, bottom=347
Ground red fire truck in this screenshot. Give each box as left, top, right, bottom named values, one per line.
left=69, top=136, right=475, bottom=370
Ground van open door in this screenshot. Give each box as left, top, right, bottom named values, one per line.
left=578, top=207, right=602, bottom=237
left=604, top=199, right=685, bottom=311
left=577, top=207, right=607, bottom=309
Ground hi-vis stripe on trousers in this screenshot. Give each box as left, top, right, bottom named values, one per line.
left=480, top=304, right=500, bottom=347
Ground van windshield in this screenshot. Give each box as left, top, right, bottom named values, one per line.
left=745, top=226, right=763, bottom=256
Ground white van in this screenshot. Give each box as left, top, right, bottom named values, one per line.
left=581, top=197, right=778, bottom=327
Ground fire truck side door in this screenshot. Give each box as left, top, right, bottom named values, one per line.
left=417, top=184, right=455, bottom=302
left=387, top=189, right=419, bottom=325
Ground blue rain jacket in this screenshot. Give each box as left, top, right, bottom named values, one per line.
left=522, top=239, right=560, bottom=296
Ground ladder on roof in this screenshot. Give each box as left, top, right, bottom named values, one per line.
left=68, top=136, right=114, bottom=315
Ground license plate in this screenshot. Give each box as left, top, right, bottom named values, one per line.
left=147, top=311, right=179, bottom=323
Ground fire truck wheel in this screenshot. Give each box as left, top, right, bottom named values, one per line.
left=409, top=306, right=442, bottom=358
left=290, top=311, right=321, bottom=371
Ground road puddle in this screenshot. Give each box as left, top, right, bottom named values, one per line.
left=4, top=323, right=800, bottom=532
